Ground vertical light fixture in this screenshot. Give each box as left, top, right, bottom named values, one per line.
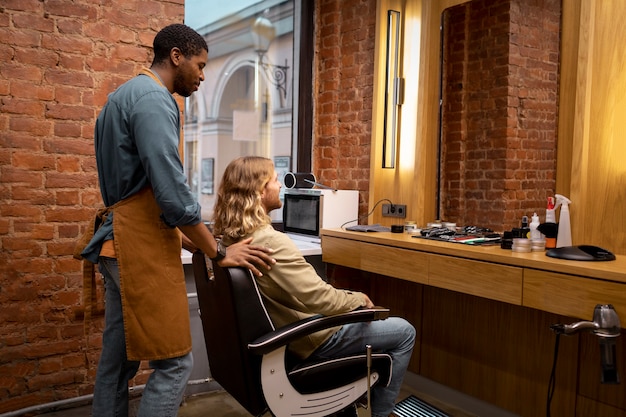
left=382, top=9, right=403, bottom=168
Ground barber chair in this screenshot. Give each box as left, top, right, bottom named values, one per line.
left=191, top=251, right=393, bottom=417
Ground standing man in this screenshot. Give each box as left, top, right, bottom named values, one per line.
left=212, top=156, right=416, bottom=417
left=79, top=24, right=275, bottom=417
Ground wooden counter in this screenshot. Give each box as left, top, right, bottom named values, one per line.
left=321, top=228, right=626, bottom=325
left=321, top=229, right=626, bottom=417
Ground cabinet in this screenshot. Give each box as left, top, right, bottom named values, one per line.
left=321, top=229, right=626, bottom=417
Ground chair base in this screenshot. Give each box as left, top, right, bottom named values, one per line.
left=328, top=404, right=358, bottom=417
left=261, top=347, right=380, bottom=417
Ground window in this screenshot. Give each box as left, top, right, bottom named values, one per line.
left=184, top=0, right=313, bottom=221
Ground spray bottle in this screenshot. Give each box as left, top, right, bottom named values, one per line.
left=555, top=194, right=572, bottom=247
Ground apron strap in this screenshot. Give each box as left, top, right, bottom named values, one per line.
left=138, top=68, right=184, bottom=162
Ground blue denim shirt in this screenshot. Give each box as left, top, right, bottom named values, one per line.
left=81, top=73, right=201, bottom=263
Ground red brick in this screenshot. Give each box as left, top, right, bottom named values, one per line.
left=44, top=69, right=94, bottom=89
left=0, top=202, right=44, bottom=219
left=56, top=190, right=81, bottom=205
left=21, top=262, right=65, bottom=283
left=54, top=86, right=83, bottom=105
left=47, top=241, right=77, bottom=256
left=2, top=98, right=45, bottom=117
left=12, top=13, right=55, bottom=33
left=45, top=103, right=94, bottom=121
left=9, top=79, right=55, bottom=100
left=56, top=156, right=82, bottom=174
left=44, top=138, right=94, bottom=156
left=27, top=369, right=84, bottom=391
left=81, top=189, right=103, bottom=207
left=55, top=257, right=82, bottom=275
left=56, top=19, right=84, bottom=35
left=0, top=28, right=41, bottom=48
left=11, top=187, right=54, bottom=205
left=53, top=122, right=82, bottom=138
left=44, top=0, right=98, bottom=20
left=12, top=152, right=55, bottom=171
left=44, top=206, right=95, bottom=223
left=45, top=172, right=96, bottom=190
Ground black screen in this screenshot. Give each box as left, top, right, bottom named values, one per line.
left=283, top=194, right=320, bottom=236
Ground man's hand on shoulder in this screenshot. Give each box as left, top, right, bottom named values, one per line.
left=219, top=237, right=275, bottom=277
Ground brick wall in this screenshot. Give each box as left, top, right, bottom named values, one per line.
left=440, top=0, right=560, bottom=231
left=314, top=0, right=376, bottom=215
left=0, top=1, right=184, bottom=412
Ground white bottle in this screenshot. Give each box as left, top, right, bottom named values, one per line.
left=529, top=212, right=542, bottom=240
left=555, top=194, right=572, bottom=247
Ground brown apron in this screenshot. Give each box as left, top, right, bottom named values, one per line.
left=75, top=188, right=191, bottom=361
left=112, top=187, right=191, bottom=361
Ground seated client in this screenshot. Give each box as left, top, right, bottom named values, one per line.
left=212, top=156, right=416, bottom=417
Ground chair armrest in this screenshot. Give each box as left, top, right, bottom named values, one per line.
left=248, top=308, right=390, bottom=355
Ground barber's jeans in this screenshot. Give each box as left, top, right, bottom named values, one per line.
left=92, top=257, right=193, bottom=417
left=308, top=317, right=416, bottom=417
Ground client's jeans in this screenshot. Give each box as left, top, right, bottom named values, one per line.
left=308, top=317, right=416, bottom=417
left=92, top=257, right=193, bottom=417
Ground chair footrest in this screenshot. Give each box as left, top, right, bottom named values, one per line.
left=288, top=353, right=392, bottom=394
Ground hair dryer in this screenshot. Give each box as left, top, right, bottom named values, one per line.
left=551, top=304, right=621, bottom=384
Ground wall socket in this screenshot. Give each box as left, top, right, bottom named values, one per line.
left=382, top=204, right=407, bottom=218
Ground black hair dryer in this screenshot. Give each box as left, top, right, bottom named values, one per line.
left=551, top=304, right=621, bottom=384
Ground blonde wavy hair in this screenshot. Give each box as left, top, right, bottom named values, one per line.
left=212, top=156, right=274, bottom=240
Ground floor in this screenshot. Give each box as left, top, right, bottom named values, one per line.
left=24, top=379, right=479, bottom=417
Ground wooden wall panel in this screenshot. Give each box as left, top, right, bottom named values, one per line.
left=371, top=274, right=424, bottom=372
left=563, top=0, right=626, bottom=254
left=577, top=331, right=626, bottom=413
left=419, top=287, right=579, bottom=417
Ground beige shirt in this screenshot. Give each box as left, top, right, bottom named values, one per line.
left=226, top=225, right=367, bottom=359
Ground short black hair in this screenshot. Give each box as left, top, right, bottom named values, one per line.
left=152, top=23, right=208, bottom=65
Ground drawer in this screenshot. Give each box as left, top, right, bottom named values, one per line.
left=429, top=254, right=523, bottom=305
left=523, top=268, right=626, bottom=324
left=322, top=236, right=429, bottom=284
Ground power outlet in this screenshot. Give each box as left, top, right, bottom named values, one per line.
left=382, top=204, right=407, bottom=218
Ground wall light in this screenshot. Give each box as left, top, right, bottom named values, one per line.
left=251, top=16, right=290, bottom=107
left=382, top=9, right=404, bottom=168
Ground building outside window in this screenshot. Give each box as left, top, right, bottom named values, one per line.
left=184, top=0, right=298, bottom=221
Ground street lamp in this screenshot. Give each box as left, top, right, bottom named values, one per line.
left=251, top=16, right=289, bottom=107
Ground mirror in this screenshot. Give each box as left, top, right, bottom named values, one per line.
left=437, top=0, right=561, bottom=230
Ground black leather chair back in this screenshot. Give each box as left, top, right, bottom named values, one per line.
left=192, top=252, right=274, bottom=416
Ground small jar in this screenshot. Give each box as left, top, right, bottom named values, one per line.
left=512, top=238, right=531, bottom=253
left=531, top=238, right=546, bottom=251
left=404, top=221, right=417, bottom=233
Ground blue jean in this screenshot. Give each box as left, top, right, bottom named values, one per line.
left=308, top=317, right=416, bottom=417
left=92, top=257, right=193, bottom=417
